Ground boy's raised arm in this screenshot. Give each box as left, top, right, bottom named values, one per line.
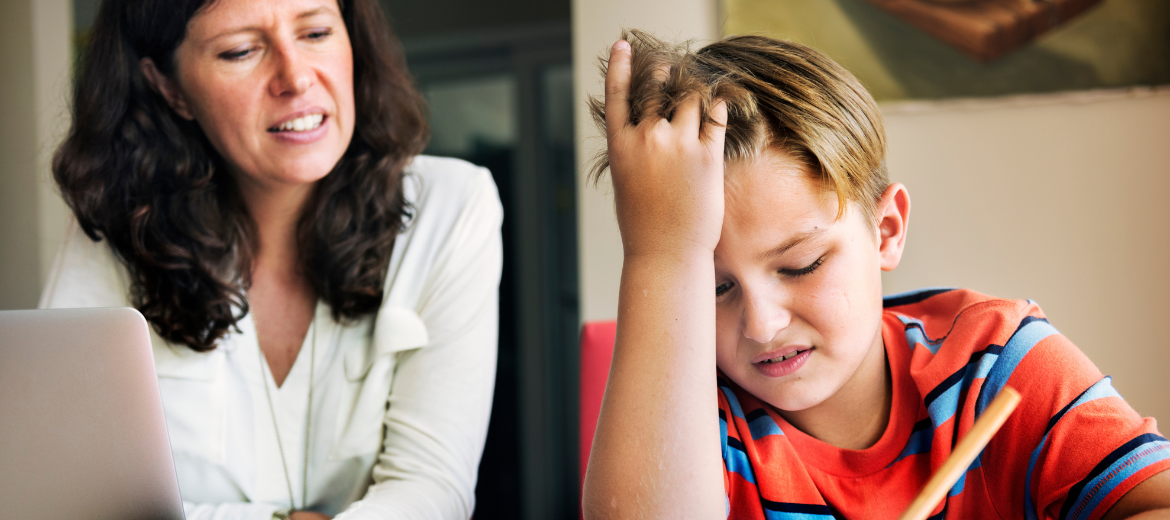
left=581, top=40, right=728, bottom=520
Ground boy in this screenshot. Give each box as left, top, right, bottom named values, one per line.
left=583, top=32, right=1170, bottom=519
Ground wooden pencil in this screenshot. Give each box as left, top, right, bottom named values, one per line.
left=897, top=386, right=1022, bottom=520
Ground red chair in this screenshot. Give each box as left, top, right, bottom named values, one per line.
left=579, top=321, right=617, bottom=499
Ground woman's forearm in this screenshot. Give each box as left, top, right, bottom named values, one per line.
left=583, top=252, right=725, bottom=520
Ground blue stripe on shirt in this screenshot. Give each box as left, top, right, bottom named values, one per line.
left=922, top=345, right=1004, bottom=429
left=720, top=382, right=748, bottom=421
left=1024, top=377, right=1122, bottom=520
left=899, top=315, right=946, bottom=354
left=746, top=408, right=785, bottom=440
left=722, top=418, right=757, bottom=485
left=890, top=419, right=934, bottom=466
left=976, top=316, right=1059, bottom=416
left=761, top=500, right=835, bottom=520
left=1060, top=433, right=1170, bottom=520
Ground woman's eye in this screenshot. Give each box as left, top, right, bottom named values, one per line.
left=715, top=282, right=733, bottom=297
left=219, top=47, right=255, bottom=61
left=780, top=256, right=825, bottom=278
left=305, top=28, right=333, bottom=41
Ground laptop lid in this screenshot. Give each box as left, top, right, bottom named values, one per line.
left=0, top=307, right=185, bottom=520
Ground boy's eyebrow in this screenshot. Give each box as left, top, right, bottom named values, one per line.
left=757, top=229, right=826, bottom=262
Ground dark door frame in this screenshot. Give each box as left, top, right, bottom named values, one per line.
left=403, top=23, right=580, bottom=520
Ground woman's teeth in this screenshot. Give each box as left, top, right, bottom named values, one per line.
left=272, top=114, right=324, bottom=132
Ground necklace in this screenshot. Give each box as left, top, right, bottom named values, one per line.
left=258, top=313, right=316, bottom=512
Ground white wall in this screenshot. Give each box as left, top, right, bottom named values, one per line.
left=33, top=0, right=74, bottom=289
left=0, top=0, right=72, bottom=311
left=0, top=0, right=39, bottom=310
left=572, top=0, right=718, bottom=323
left=881, top=87, right=1170, bottom=423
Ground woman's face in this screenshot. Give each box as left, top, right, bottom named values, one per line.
left=165, top=0, right=355, bottom=191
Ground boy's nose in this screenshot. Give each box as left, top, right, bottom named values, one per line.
left=742, top=290, right=791, bottom=344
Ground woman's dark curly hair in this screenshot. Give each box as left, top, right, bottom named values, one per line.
left=53, top=0, right=428, bottom=351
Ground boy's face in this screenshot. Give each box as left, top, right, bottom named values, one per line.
left=714, top=150, right=906, bottom=415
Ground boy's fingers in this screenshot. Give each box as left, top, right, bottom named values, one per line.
left=704, top=100, right=729, bottom=152
left=641, top=64, right=672, bottom=126
left=604, top=40, right=632, bottom=136
left=673, top=92, right=703, bottom=138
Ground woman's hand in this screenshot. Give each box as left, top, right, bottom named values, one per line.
left=604, top=40, right=728, bottom=260
left=290, top=512, right=331, bottom=520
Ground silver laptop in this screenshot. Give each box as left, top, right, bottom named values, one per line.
left=0, top=307, right=185, bottom=520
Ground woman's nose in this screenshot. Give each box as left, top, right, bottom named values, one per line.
left=742, top=289, right=791, bottom=344
left=268, top=43, right=315, bottom=97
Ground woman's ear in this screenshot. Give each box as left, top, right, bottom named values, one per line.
left=139, top=58, right=194, bottom=121
left=876, top=183, right=910, bottom=272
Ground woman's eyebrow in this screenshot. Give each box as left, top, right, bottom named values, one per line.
left=201, top=7, right=337, bottom=43
left=295, top=7, right=334, bottom=20
left=756, top=229, right=826, bottom=262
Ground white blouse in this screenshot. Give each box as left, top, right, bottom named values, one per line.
left=39, top=156, right=503, bottom=520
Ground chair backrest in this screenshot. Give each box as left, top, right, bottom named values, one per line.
left=579, top=320, right=617, bottom=492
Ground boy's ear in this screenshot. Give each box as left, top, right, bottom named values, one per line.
left=139, top=58, right=195, bottom=121
left=877, top=183, right=910, bottom=272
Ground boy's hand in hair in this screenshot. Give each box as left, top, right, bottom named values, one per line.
left=583, top=39, right=729, bottom=520
left=604, top=40, right=728, bottom=260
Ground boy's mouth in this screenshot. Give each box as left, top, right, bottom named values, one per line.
left=758, top=348, right=812, bottom=363
left=754, top=346, right=814, bottom=364
left=753, top=347, right=815, bottom=378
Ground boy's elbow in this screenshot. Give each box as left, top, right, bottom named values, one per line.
left=581, top=470, right=617, bottom=520
left=582, top=469, right=725, bottom=520
left=581, top=490, right=642, bottom=520
left=582, top=468, right=642, bottom=520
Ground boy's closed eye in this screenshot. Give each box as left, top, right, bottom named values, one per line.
left=714, top=254, right=829, bottom=297
left=780, top=255, right=826, bottom=278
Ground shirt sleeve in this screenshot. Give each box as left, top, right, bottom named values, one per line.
left=335, top=167, right=503, bottom=520
left=181, top=500, right=285, bottom=520
left=981, top=303, right=1170, bottom=520
left=39, top=219, right=131, bottom=310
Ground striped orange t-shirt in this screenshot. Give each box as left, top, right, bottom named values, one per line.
left=719, top=288, right=1170, bottom=520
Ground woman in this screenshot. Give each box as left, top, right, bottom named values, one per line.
left=40, top=0, right=502, bottom=519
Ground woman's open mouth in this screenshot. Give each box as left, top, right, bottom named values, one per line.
left=267, top=112, right=329, bottom=144
left=268, top=113, right=326, bottom=133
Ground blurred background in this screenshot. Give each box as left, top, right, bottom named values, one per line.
left=0, top=0, right=1167, bottom=518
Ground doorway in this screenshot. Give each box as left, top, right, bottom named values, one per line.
left=383, top=2, right=579, bottom=518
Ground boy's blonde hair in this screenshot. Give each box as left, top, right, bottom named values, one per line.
left=589, top=31, right=889, bottom=220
